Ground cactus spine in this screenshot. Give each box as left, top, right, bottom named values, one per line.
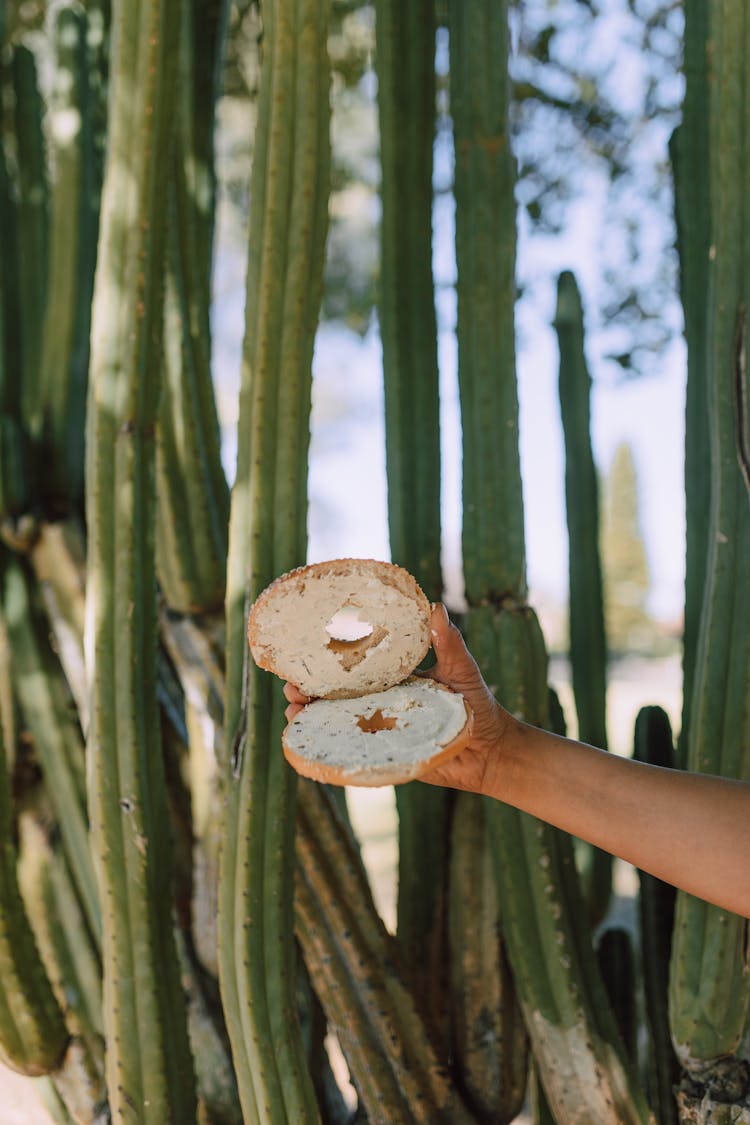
left=85, top=0, right=196, bottom=1117
left=450, top=4, right=651, bottom=1120
left=668, top=0, right=750, bottom=1088
left=218, top=0, right=331, bottom=1118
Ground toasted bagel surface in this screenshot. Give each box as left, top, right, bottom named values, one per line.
left=248, top=558, right=432, bottom=699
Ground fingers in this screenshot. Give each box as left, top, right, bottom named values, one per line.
left=283, top=681, right=311, bottom=724
left=429, top=603, right=486, bottom=693
left=283, top=682, right=310, bottom=705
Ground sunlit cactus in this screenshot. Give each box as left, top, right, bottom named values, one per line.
left=0, top=1, right=747, bottom=1122
left=668, top=0, right=750, bottom=1108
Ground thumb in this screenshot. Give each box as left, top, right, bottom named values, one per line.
left=429, top=603, right=487, bottom=696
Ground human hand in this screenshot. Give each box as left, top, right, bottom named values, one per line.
left=415, top=603, right=512, bottom=794
left=282, top=603, right=513, bottom=796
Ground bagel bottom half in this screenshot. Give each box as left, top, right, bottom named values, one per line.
left=282, top=676, right=472, bottom=787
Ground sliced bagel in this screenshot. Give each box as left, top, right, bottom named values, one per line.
left=282, top=676, right=472, bottom=787
left=248, top=558, right=432, bottom=699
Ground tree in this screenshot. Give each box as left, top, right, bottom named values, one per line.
left=601, top=441, right=654, bottom=653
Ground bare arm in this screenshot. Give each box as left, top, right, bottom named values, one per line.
left=418, top=604, right=750, bottom=920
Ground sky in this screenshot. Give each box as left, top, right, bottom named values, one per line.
left=212, top=2, right=688, bottom=631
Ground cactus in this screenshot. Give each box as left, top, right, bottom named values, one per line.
left=11, top=43, right=48, bottom=442
left=296, top=781, right=477, bottom=1124
left=373, top=0, right=451, bottom=1027
left=596, top=927, right=638, bottom=1064
left=37, top=4, right=103, bottom=513
left=0, top=601, right=69, bottom=1078
left=554, top=270, right=612, bottom=925
left=670, top=0, right=711, bottom=771
left=633, top=706, right=679, bottom=1125
left=450, top=4, right=651, bottom=1120
left=155, top=0, right=229, bottom=615
left=668, top=0, right=750, bottom=1093
left=85, top=0, right=197, bottom=1117
left=3, top=556, right=99, bottom=940
left=447, top=791, right=528, bottom=1122
left=217, top=0, right=331, bottom=1118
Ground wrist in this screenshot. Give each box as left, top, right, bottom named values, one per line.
left=477, top=706, right=526, bottom=802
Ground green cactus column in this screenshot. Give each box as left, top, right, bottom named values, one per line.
left=218, top=1, right=331, bottom=1120
left=373, top=0, right=450, bottom=1024
left=554, top=271, right=612, bottom=926
left=670, top=0, right=711, bottom=769
left=12, top=43, right=49, bottom=443
left=155, top=0, right=229, bottom=615
left=668, top=1, right=750, bottom=1099
left=449, top=4, right=652, bottom=1120
left=85, top=0, right=196, bottom=1118
left=0, top=596, right=69, bottom=1078
left=38, top=3, right=104, bottom=514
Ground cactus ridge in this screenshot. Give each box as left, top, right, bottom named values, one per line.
left=555, top=269, right=612, bottom=925
left=669, top=0, right=750, bottom=1071
left=38, top=5, right=101, bottom=512
left=155, top=0, right=229, bottom=615
left=3, top=557, right=100, bottom=943
left=217, top=0, right=331, bottom=1119
left=296, top=782, right=475, bottom=1124
left=448, top=0, right=525, bottom=603
left=448, top=791, right=529, bottom=1123
left=633, top=707, right=679, bottom=1125
left=85, top=0, right=197, bottom=1117
left=0, top=652, right=70, bottom=1076
left=12, top=44, right=49, bottom=442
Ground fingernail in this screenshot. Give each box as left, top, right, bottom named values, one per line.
left=431, top=602, right=449, bottom=639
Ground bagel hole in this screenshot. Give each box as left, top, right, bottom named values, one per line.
left=325, top=605, right=388, bottom=670
left=356, top=708, right=399, bottom=734
left=325, top=606, right=374, bottom=643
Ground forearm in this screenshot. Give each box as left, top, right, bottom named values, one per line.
left=485, top=718, right=750, bottom=919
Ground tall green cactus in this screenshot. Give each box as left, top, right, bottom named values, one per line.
left=218, top=0, right=331, bottom=1118
left=12, top=43, right=49, bottom=441
left=38, top=4, right=103, bottom=513
left=373, top=0, right=451, bottom=1026
left=634, top=707, right=679, bottom=1125
left=155, top=0, right=229, bottom=615
left=554, top=270, right=612, bottom=925
left=85, top=0, right=196, bottom=1117
left=450, top=3, right=651, bottom=1120
left=671, top=0, right=711, bottom=771
left=0, top=599, right=69, bottom=1079
left=668, top=0, right=750, bottom=1098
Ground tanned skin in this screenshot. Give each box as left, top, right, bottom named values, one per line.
left=284, top=602, right=750, bottom=920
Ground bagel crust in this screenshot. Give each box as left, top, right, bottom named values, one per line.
left=248, top=558, right=432, bottom=699
left=282, top=676, right=473, bottom=787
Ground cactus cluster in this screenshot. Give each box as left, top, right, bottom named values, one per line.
left=0, top=1, right=748, bottom=1122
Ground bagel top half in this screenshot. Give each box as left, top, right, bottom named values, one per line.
left=247, top=558, right=432, bottom=699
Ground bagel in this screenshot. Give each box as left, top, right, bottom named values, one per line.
left=248, top=558, right=432, bottom=699
left=247, top=558, right=472, bottom=786
left=282, top=676, right=473, bottom=787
